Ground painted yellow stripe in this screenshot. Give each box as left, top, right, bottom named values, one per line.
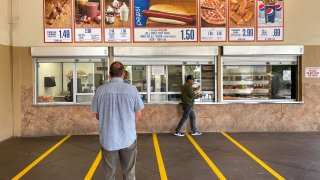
left=152, top=133, right=168, bottom=180
left=84, top=151, right=102, bottom=180
left=12, top=135, right=71, bottom=180
left=186, top=133, right=226, bottom=180
left=221, top=132, right=285, bottom=180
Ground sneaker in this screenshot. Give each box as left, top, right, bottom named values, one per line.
left=191, top=131, right=202, bottom=136
left=174, top=131, right=185, bottom=137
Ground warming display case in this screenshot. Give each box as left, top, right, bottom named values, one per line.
left=222, top=46, right=303, bottom=102
left=115, top=46, right=218, bottom=103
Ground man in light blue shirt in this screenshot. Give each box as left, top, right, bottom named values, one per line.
left=91, top=61, right=144, bottom=180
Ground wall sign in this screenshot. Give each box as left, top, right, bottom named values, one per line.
left=104, top=0, right=132, bottom=42
left=44, top=0, right=73, bottom=42
left=200, top=0, right=227, bottom=42
left=43, top=0, right=286, bottom=43
left=305, top=67, right=320, bottom=78
left=228, top=0, right=256, bottom=41
left=257, top=0, right=284, bottom=41
left=74, top=0, right=102, bottom=42
left=133, top=0, right=198, bottom=42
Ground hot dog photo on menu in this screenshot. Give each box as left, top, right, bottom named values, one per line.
left=134, top=0, right=197, bottom=27
left=105, top=0, right=131, bottom=27
left=200, top=0, right=226, bottom=27
left=229, top=0, right=255, bottom=27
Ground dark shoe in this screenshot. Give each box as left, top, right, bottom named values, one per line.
left=174, top=131, right=185, bottom=137
left=191, top=131, right=202, bottom=136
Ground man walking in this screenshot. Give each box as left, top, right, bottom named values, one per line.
left=174, top=75, right=202, bottom=136
left=91, top=61, right=144, bottom=180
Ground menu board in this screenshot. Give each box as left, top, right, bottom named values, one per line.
left=200, top=0, right=227, bottom=42
left=43, top=0, right=285, bottom=43
left=74, top=0, right=102, bottom=42
left=44, top=0, right=73, bottom=42
left=257, top=0, right=284, bottom=41
left=104, top=0, right=131, bottom=42
left=228, top=0, right=256, bottom=41
left=133, top=0, right=198, bottom=42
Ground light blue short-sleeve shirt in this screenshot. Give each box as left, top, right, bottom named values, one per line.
left=91, top=77, right=144, bottom=151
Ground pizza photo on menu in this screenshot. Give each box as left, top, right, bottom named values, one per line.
left=200, top=0, right=226, bottom=27
left=229, top=0, right=255, bottom=27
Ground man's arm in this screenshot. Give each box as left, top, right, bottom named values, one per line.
left=135, top=110, right=142, bottom=121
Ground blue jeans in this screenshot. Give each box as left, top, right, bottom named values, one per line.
left=175, top=106, right=196, bottom=132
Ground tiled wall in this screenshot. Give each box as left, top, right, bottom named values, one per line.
left=21, top=83, right=320, bottom=136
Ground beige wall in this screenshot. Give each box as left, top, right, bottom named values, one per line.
left=0, top=45, right=13, bottom=141
left=0, top=0, right=13, bottom=141
left=9, top=0, right=320, bottom=46
left=0, top=0, right=11, bottom=46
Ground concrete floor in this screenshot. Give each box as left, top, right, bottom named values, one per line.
left=0, top=133, right=320, bottom=180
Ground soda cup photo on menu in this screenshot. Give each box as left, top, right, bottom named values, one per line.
left=265, top=5, right=275, bottom=23
left=134, top=0, right=150, bottom=27
left=259, top=4, right=265, bottom=19
left=275, top=4, right=282, bottom=19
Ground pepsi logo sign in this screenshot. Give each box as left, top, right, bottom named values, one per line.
left=266, top=8, right=274, bottom=15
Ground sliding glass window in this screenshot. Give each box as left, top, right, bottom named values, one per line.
left=35, top=59, right=108, bottom=105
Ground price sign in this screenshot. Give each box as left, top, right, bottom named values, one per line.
left=45, top=28, right=72, bottom=42
left=201, top=28, right=226, bottom=41
left=43, top=0, right=72, bottom=43
left=229, top=28, right=254, bottom=41
left=257, top=27, right=283, bottom=41
left=257, top=0, right=284, bottom=41
left=134, top=28, right=197, bottom=42
left=105, top=28, right=131, bottom=42
left=75, top=28, right=101, bottom=42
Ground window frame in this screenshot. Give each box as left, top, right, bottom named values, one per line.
left=221, top=55, right=301, bottom=103
left=34, top=58, right=108, bottom=105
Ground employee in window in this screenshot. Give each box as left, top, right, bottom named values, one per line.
left=271, top=72, right=284, bottom=99
left=65, top=77, right=82, bottom=102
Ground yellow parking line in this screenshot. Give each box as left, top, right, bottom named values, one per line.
left=12, top=135, right=71, bottom=180
left=186, top=133, right=226, bottom=180
left=152, top=133, right=168, bottom=180
left=84, top=151, right=102, bottom=180
left=221, top=132, right=285, bottom=180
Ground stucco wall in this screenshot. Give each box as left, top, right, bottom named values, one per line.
left=8, top=0, right=320, bottom=136
left=15, top=46, right=320, bottom=136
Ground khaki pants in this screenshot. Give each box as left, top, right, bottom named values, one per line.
left=101, top=140, right=137, bottom=180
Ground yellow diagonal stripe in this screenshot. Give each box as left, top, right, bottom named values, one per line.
left=12, top=135, right=71, bottom=180
left=221, top=132, right=285, bottom=180
left=153, top=133, right=168, bottom=180
left=186, top=133, right=226, bottom=180
left=84, top=151, right=102, bottom=180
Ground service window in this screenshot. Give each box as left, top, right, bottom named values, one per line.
left=168, top=65, right=182, bottom=101
left=124, top=65, right=148, bottom=102
left=222, top=56, right=299, bottom=102
left=35, top=59, right=108, bottom=105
